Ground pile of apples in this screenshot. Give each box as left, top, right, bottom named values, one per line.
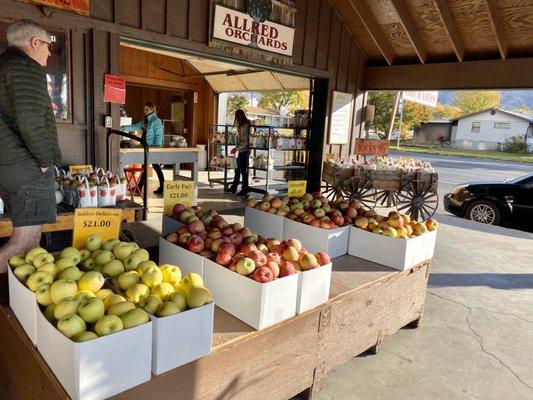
left=353, top=210, right=438, bottom=238
left=165, top=204, right=332, bottom=283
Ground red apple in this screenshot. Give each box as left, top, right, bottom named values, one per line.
left=253, top=266, right=274, bottom=283
left=219, top=242, right=236, bottom=258
left=302, top=213, right=315, bottom=224
left=166, top=233, right=178, bottom=244
left=240, top=243, right=257, bottom=256
left=188, top=220, right=206, bottom=235
left=270, top=198, right=282, bottom=209
left=229, top=232, right=243, bottom=246
left=309, top=219, right=320, bottom=228
left=178, top=232, right=192, bottom=245
left=343, top=216, right=353, bottom=226
left=172, top=203, right=185, bottom=216
left=178, top=226, right=189, bottom=235
left=331, top=214, right=344, bottom=227
left=199, top=249, right=215, bottom=258
left=265, top=262, right=280, bottom=278
left=208, top=228, right=223, bottom=240
left=315, top=251, right=331, bottom=266
left=210, top=238, right=224, bottom=253
left=239, top=227, right=254, bottom=239
left=221, top=227, right=234, bottom=236
left=266, top=239, right=281, bottom=251
left=279, top=261, right=297, bottom=277
left=320, top=221, right=332, bottom=230
left=187, top=235, right=205, bottom=253
left=266, top=253, right=282, bottom=265
left=286, top=238, right=302, bottom=252
left=232, top=222, right=243, bottom=232
left=249, top=250, right=268, bottom=268
left=345, top=207, right=358, bottom=218
left=216, top=251, right=233, bottom=266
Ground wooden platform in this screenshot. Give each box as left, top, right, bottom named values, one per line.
left=0, top=255, right=429, bottom=400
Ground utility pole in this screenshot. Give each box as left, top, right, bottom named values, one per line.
left=387, top=91, right=401, bottom=139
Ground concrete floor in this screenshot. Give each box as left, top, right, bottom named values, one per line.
left=134, top=170, right=533, bottom=400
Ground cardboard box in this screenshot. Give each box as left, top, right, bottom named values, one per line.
left=296, top=263, right=332, bottom=314
left=36, top=310, right=152, bottom=400
left=348, top=227, right=437, bottom=270
left=244, top=206, right=284, bottom=239
left=162, top=214, right=185, bottom=236
left=150, top=302, right=214, bottom=375
left=159, top=237, right=205, bottom=277
left=203, top=259, right=298, bottom=330
left=282, top=219, right=350, bottom=258
left=8, top=266, right=38, bottom=345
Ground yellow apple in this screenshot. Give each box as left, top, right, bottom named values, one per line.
left=123, top=254, right=143, bottom=271
left=95, top=315, right=123, bottom=336
left=181, top=273, right=204, bottom=288
left=90, top=249, right=103, bottom=260
left=140, top=295, right=162, bottom=315
left=59, top=266, right=83, bottom=281
left=36, top=283, right=53, bottom=306
left=103, top=239, right=121, bottom=252
left=120, top=308, right=149, bottom=329
left=8, top=253, right=27, bottom=268
left=125, top=283, right=150, bottom=304
left=107, top=300, right=135, bottom=317
left=83, top=257, right=96, bottom=270
left=136, top=260, right=157, bottom=275
left=37, top=262, right=58, bottom=279
left=13, top=264, right=36, bottom=282
left=43, top=304, right=56, bottom=323
left=72, top=331, right=98, bottom=342
left=104, top=294, right=126, bottom=311
left=117, top=271, right=140, bottom=290
left=54, top=296, right=81, bottom=320
left=160, top=264, right=182, bottom=286
left=84, top=234, right=103, bottom=252
left=25, top=247, right=47, bottom=264
left=156, top=301, right=180, bottom=317
left=75, top=290, right=96, bottom=302
left=59, top=247, right=82, bottom=263
left=77, top=271, right=105, bottom=292
left=169, top=292, right=187, bottom=312
left=26, top=270, right=54, bottom=292
left=150, top=282, right=174, bottom=301
left=79, top=249, right=91, bottom=262
left=32, top=252, right=55, bottom=268
left=57, top=314, right=86, bottom=338
left=141, top=266, right=163, bottom=288
left=55, top=257, right=77, bottom=272
left=50, top=279, right=78, bottom=304
left=78, top=297, right=105, bottom=323
left=94, top=250, right=115, bottom=267
left=112, top=242, right=135, bottom=261
left=95, top=288, right=113, bottom=300
left=186, top=286, right=213, bottom=309
left=102, top=260, right=124, bottom=277
left=132, top=248, right=150, bottom=262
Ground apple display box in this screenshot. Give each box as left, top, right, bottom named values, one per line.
left=36, top=310, right=152, bottom=400
left=244, top=206, right=284, bottom=239
left=348, top=227, right=437, bottom=270
left=203, top=259, right=298, bottom=330
left=162, top=214, right=185, bottom=237
left=150, top=302, right=214, bottom=375
left=282, top=219, right=350, bottom=258
left=8, top=266, right=38, bottom=345
left=159, top=236, right=205, bottom=277
left=296, top=263, right=332, bottom=315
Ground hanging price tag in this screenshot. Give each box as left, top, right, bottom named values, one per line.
left=69, top=165, right=94, bottom=175
left=288, top=180, right=307, bottom=198
left=72, top=208, right=122, bottom=249
left=164, top=180, right=195, bottom=214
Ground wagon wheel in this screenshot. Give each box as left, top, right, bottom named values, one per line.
left=395, top=180, right=438, bottom=221
left=374, top=189, right=398, bottom=209
left=348, top=180, right=378, bottom=210
left=321, top=182, right=351, bottom=201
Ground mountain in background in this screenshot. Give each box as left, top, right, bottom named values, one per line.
left=438, top=90, right=533, bottom=111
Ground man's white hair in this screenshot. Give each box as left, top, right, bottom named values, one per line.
left=7, top=19, right=51, bottom=48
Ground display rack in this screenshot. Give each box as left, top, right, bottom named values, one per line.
left=208, top=124, right=309, bottom=195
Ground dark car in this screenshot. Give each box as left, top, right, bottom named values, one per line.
left=444, top=172, right=533, bottom=225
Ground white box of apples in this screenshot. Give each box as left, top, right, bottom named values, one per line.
left=8, top=265, right=38, bottom=345
left=161, top=214, right=185, bottom=236
left=159, top=236, right=205, bottom=277
left=244, top=206, right=285, bottom=240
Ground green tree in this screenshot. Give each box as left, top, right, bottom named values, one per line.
left=513, top=105, right=533, bottom=116
left=452, top=91, right=501, bottom=115
left=226, top=94, right=249, bottom=117
left=258, top=91, right=308, bottom=114
left=367, top=91, right=397, bottom=137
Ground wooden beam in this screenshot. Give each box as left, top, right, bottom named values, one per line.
left=433, top=0, right=465, bottom=62
left=483, top=0, right=508, bottom=60
left=389, top=0, right=427, bottom=63
left=346, top=0, right=395, bottom=65
left=362, top=58, right=533, bottom=90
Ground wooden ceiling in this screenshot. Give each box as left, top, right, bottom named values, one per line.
left=329, top=0, right=533, bottom=66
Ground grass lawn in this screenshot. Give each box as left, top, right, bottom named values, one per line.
left=393, top=145, right=533, bottom=164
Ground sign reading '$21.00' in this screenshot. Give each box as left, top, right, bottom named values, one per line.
left=72, top=208, right=122, bottom=249
left=164, top=181, right=195, bottom=214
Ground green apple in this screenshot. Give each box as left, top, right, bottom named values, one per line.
left=160, top=264, right=182, bottom=286
left=113, top=242, right=134, bottom=261
left=102, top=260, right=124, bottom=277
left=75, top=290, right=96, bottom=302
left=186, top=286, right=213, bottom=309
left=125, top=283, right=150, bottom=304
left=59, top=247, right=82, bottom=264
left=79, top=249, right=91, bottom=262
left=72, top=331, right=98, bottom=343
left=77, top=271, right=105, bottom=292
left=140, top=295, right=162, bottom=315
left=95, top=315, right=123, bottom=336
left=54, top=296, right=81, bottom=320
left=156, top=301, right=180, bottom=317
left=37, top=263, right=58, bottom=279
left=132, top=248, right=150, bottom=262
left=84, top=234, right=103, bottom=252
left=36, top=283, right=53, bottom=306
left=130, top=242, right=139, bottom=250
left=93, top=264, right=104, bottom=273
left=59, top=266, right=83, bottom=281
left=8, top=253, right=27, bottom=268
left=104, top=293, right=126, bottom=311
left=25, top=247, right=47, bottom=264
left=57, top=313, right=86, bottom=338
left=50, top=279, right=78, bottom=304
left=13, top=264, right=36, bottom=282
left=43, top=304, right=56, bottom=323
left=150, top=282, right=174, bottom=301
left=26, top=270, right=54, bottom=292
left=123, top=254, right=143, bottom=271
left=169, top=292, right=187, bottom=312
left=32, top=252, right=55, bottom=268
left=136, top=260, right=157, bottom=275
left=107, top=300, right=135, bottom=317
left=95, top=288, right=113, bottom=300
left=78, top=297, right=105, bottom=323
left=94, top=250, right=115, bottom=266
left=141, top=266, right=163, bottom=288
left=83, top=257, right=96, bottom=270
left=103, top=239, right=121, bottom=252
left=117, top=271, right=140, bottom=290
left=120, top=308, right=149, bottom=329
left=90, top=249, right=103, bottom=260
left=55, top=257, right=77, bottom=272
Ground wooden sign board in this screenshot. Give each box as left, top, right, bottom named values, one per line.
left=164, top=180, right=195, bottom=214
left=69, top=165, right=93, bottom=175
left=17, top=0, right=90, bottom=15
left=288, top=180, right=307, bottom=198
left=103, top=74, right=126, bottom=104
left=329, top=91, right=353, bottom=145
left=72, top=208, right=122, bottom=249
left=355, top=139, right=390, bottom=156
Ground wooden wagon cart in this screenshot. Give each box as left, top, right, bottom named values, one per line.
left=322, top=162, right=439, bottom=221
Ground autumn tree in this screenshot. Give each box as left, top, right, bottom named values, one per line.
left=401, top=102, right=434, bottom=136
left=433, top=103, right=463, bottom=119
left=513, top=105, right=533, bottom=116
left=258, top=91, right=309, bottom=114
left=226, top=94, right=249, bottom=118
left=452, top=91, right=501, bottom=114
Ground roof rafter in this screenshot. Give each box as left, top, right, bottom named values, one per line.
left=389, top=0, right=427, bottom=63
left=347, top=0, right=395, bottom=65
left=483, top=0, right=508, bottom=60
left=433, top=0, right=465, bottom=62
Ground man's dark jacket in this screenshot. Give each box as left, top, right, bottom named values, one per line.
left=0, top=47, right=61, bottom=167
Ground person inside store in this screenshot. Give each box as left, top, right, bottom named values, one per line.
left=228, top=108, right=251, bottom=197
left=120, top=102, right=165, bottom=194
left=0, top=19, right=61, bottom=273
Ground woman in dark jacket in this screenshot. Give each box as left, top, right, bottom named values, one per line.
left=228, top=109, right=250, bottom=196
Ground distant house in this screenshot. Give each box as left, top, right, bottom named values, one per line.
left=226, top=106, right=292, bottom=127
left=449, top=108, right=533, bottom=151
left=414, top=119, right=452, bottom=145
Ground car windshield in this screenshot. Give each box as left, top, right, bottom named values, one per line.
left=506, top=173, right=533, bottom=184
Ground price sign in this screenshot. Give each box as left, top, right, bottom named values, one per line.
left=164, top=180, right=195, bottom=214
left=69, top=165, right=94, bottom=175
left=72, top=208, right=122, bottom=249
left=355, top=139, right=390, bottom=156
left=288, top=180, right=307, bottom=198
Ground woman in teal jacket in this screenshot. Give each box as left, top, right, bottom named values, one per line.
left=121, top=102, right=165, bottom=194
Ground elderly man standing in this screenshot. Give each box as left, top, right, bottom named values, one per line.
left=0, top=19, right=61, bottom=273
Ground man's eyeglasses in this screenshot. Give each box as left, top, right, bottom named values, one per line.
left=37, top=39, right=53, bottom=51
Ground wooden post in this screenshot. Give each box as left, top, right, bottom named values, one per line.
left=308, top=78, right=329, bottom=193
left=386, top=91, right=401, bottom=140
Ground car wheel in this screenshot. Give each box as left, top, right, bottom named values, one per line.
left=466, top=200, right=501, bottom=225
